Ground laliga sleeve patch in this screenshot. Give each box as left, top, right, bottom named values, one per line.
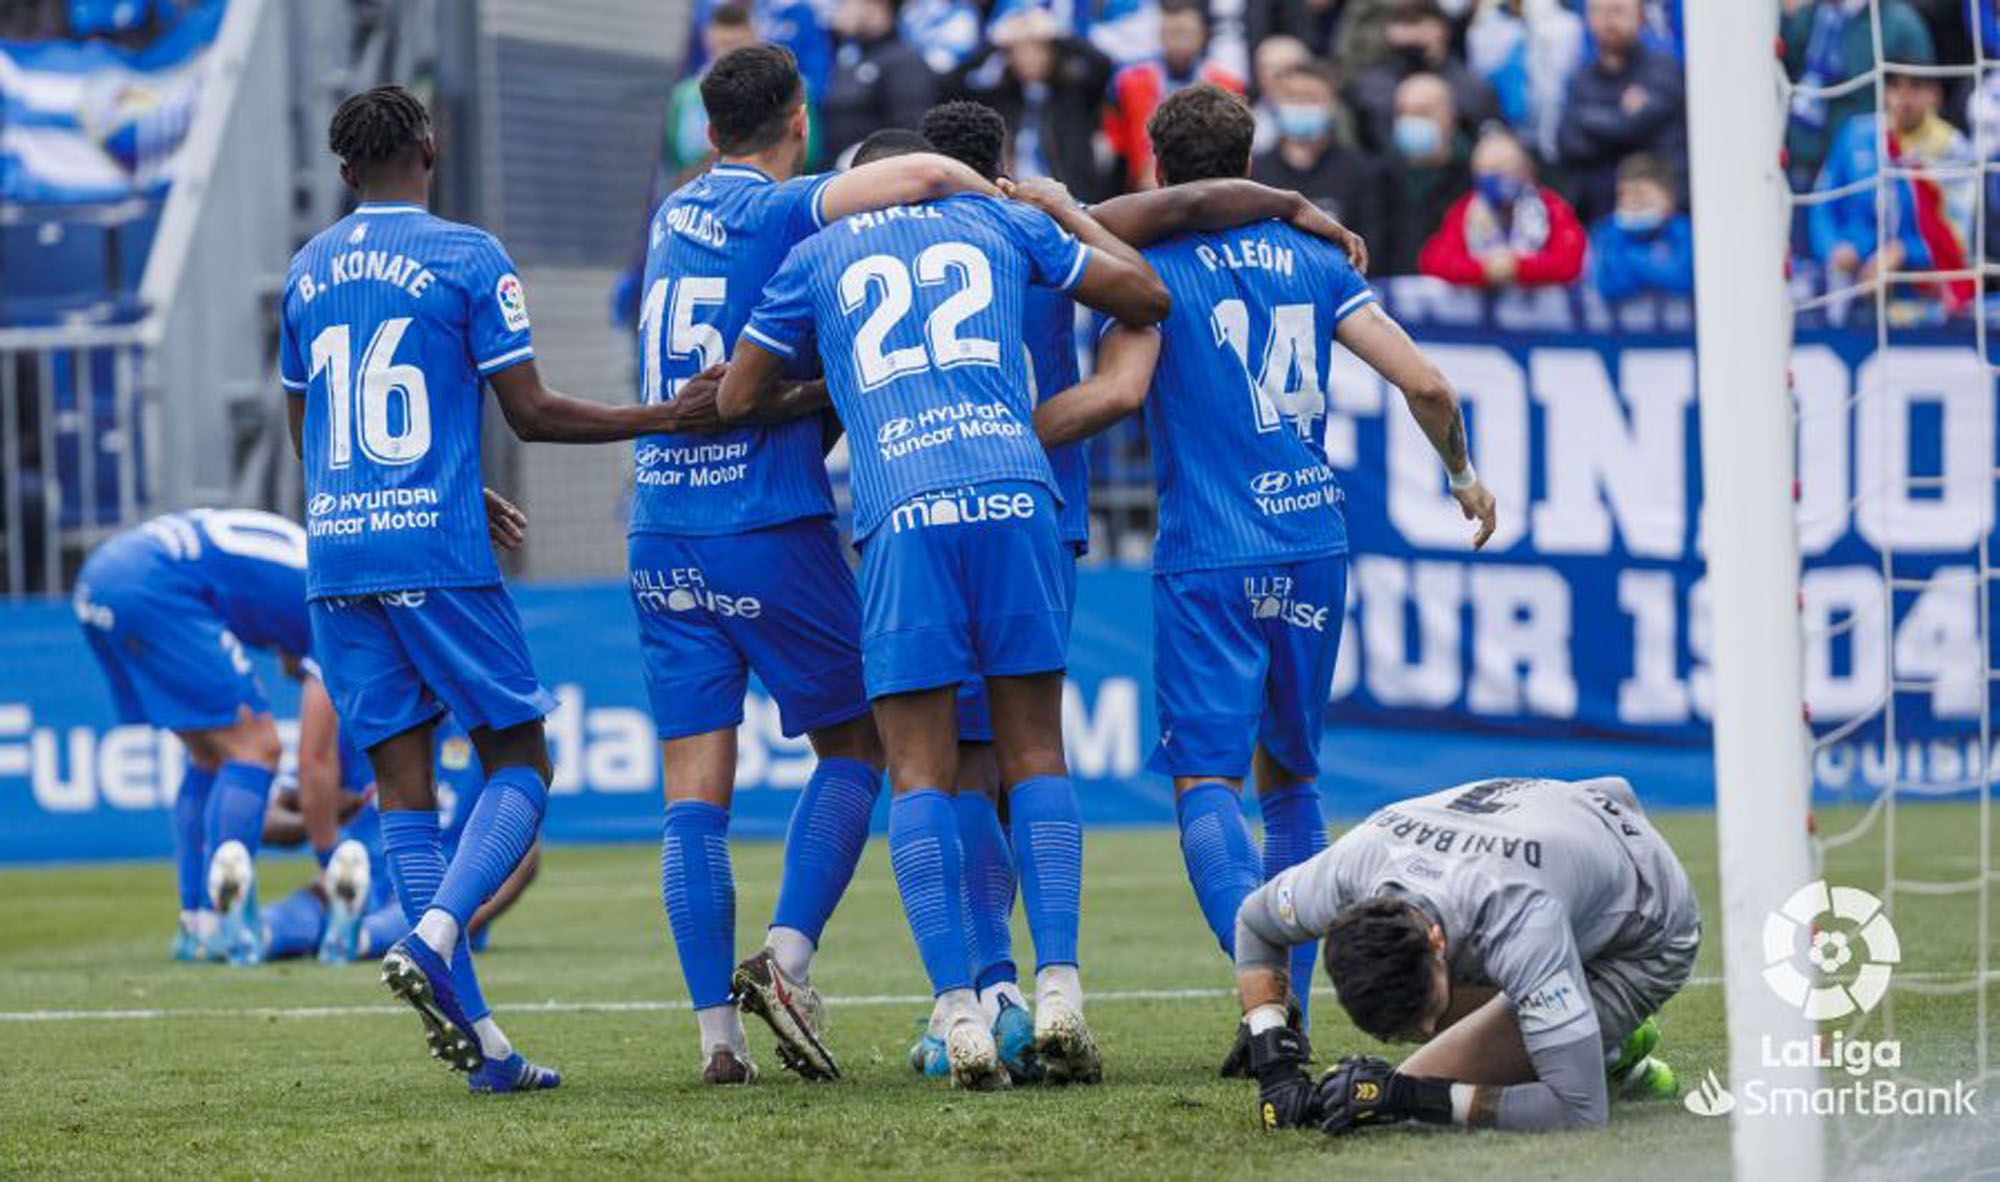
left=496, top=273, right=531, bottom=332
left=1513, top=970, right=1586, bottom=1036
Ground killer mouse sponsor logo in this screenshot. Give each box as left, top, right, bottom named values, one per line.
left=1243, top=575, right=1330, bottom=632
left=631, top=567, right=762, bottom=618
left=890, top=488, right=1038, bottom=534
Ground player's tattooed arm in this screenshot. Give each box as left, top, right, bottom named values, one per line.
left=1036, top=324, right=1160, bottom=447
left=818, top=153, right=1000, bottom=222
left=1088, top=181, right=1367, bottom=272
left=1336, top=305, right=1496, bottom=549
left=487, top=358, right=691, bottom=443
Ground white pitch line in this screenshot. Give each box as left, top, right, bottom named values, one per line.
left=15, top=972, right=1997, bottom=1024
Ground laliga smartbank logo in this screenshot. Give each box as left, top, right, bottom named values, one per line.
left=1684, top=881, right=1978, bottom=1120
left=1762, top=880, right=1898, bottom=1020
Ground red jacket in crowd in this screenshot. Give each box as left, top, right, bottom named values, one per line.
left=1418, top=185, right=1587, bottom=288
left=1104, top=60, right=1244, bottom=190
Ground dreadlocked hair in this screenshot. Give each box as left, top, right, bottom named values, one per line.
left=328, top=85, right=431, bottom=171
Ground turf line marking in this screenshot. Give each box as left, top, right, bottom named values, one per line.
left=6, top=972, right=1984, bottom=1023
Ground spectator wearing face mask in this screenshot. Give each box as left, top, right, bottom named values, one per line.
left=1347, top=0, right=1502, bottom=156
left=1419, top=125, right=1585, bottom=287
left=1250, top=34, right=1314, bottom=153
left=1380, top=72, right=1472, bottom=274
left=1781, top=0, right=1934, bottom=186
left=1555, top=0, right=1686, bottom=225
left=1587, top=152, right=1692, bottom=301
left=1811, top=67, right=1975, bottom=317
left=1105, top=0, right=1246, bottom=190
left=1252, top=62, right=1385, bottom=251
left=820, top=0, right=939, bottom=164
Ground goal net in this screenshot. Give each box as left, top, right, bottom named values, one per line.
left=1695, top=1, right=1998, bottom=1177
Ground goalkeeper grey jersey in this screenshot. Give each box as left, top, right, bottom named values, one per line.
left=1237, top=775, right=1697, bottom=1129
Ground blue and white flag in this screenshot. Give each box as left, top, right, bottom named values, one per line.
left=0, top=1, right=224, bottom=204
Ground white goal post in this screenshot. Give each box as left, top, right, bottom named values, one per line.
left=1684, top=2, right=1825, bottom=1180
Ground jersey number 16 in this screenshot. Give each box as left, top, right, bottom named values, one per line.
left=309, top=319, right=433, bottom=468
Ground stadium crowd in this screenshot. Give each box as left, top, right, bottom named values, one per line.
left=643, top=0, right=2000, bottom=319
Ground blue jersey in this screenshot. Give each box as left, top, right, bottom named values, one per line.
left=1023, top=286, right=1090, bottom=549
left=279, top=203, right=535, bottom=599
left=1135, top=221, right=1372, bottom=573
left=631, top=164, right=837, bottom=536
left=131, top=508, right=311, bottom=654
left=742, top=193, right=1091, bottom=540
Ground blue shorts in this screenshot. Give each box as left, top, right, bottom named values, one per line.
left=75, top=536, right=269, bottom=731
left=308, top=586, right=558, bottom=752
left=860, top=482, right=1071, bottom=700
left=956, top=544, right=1081, bottom=744
left=629, top=518, right=868, bottom=741
left=1150, top=553, right=1348, bottom=781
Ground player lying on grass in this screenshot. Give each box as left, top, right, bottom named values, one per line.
left=260, top=718, right=540, bottom=964
left=74, top=509, right=333, bottom=966
left=717, top=126, right=1170, bottom=1089
left=886, top=98, right=1372, bottom=1085
left=1026, top=83, right=1496, bottom=1071
left=1238, top=776, right=1697, bottom=1135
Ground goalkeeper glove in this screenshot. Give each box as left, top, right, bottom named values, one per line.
left=1249, top=1026, right=1320, bottom=1131
left=1314, top=1056, right=1455, bottom=1136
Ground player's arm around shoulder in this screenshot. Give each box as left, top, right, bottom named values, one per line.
left=1089, top=180, right=1367, bottom=271
left=1000, top=178, right=1170, bottom=326
left=816, top=152, right=999, bottom=223
left=1336, top=302, right=1497, bottom=549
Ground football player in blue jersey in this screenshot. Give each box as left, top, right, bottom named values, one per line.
left=1031, top=85, right=1497, bottom=1079
left=896, top=99, right=1375, bottom=1084
left=74, top=508, right=339, bottom=966
left=717, top=151, right=1169, bottom=1089
left=627, top=46, right=1007, bottom=1087
left=282, top=85, right=698, bottom=1093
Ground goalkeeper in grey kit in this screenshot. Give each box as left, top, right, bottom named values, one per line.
left=1235, top=776, right=1700, bottom=1134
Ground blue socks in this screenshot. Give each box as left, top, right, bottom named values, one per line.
left=954, top=792, right=1017, bottom=989
left=770, top=757, right=881, bottom=944
left=209, top=761, right=273, bottom=862
left=1175, top=781, right=1260, bottom=958
left=172, top=762, right=215, bottom=912
left=432, top=765, right=547, bottom=929
left=1260, top=782, right=1329, bottom=1022
left=661, top=800, right=736, bottom=1011
left=887, top=788, right=975, bottom=995
left=380, top=810, right=489, bottom=1022
left=262, top=887, right=326, bottom=959
left=1008, top=775, right=1083, bottom=970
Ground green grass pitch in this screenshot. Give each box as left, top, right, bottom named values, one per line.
left=2, top=803, right=1994, bottom=1180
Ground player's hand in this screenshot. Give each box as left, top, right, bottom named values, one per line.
left=1000, top=176, right=1077, bottom=216
left=483, top=487, right=527, bottom=551
left=1289, top=203, right=1368, bottom=274
left=1249, top=1027, right=1321, bottom=1131
left=1454, top=478, right=1497, bottom=550
left=1313, top=1056, right=1402, bottom=1136
left=657, top=363, right=731, bottom=434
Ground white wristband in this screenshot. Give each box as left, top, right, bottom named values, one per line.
left=1448, top=463, right=1479, bottom=492
left=1246, top=1003, right=1288, bottom=1035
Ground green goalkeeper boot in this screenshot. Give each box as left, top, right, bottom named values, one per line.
left=1608, top=1017, right=1678, bottom=1101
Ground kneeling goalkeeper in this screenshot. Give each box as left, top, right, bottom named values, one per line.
left=1236, top=776, right=1699, bottom=1134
